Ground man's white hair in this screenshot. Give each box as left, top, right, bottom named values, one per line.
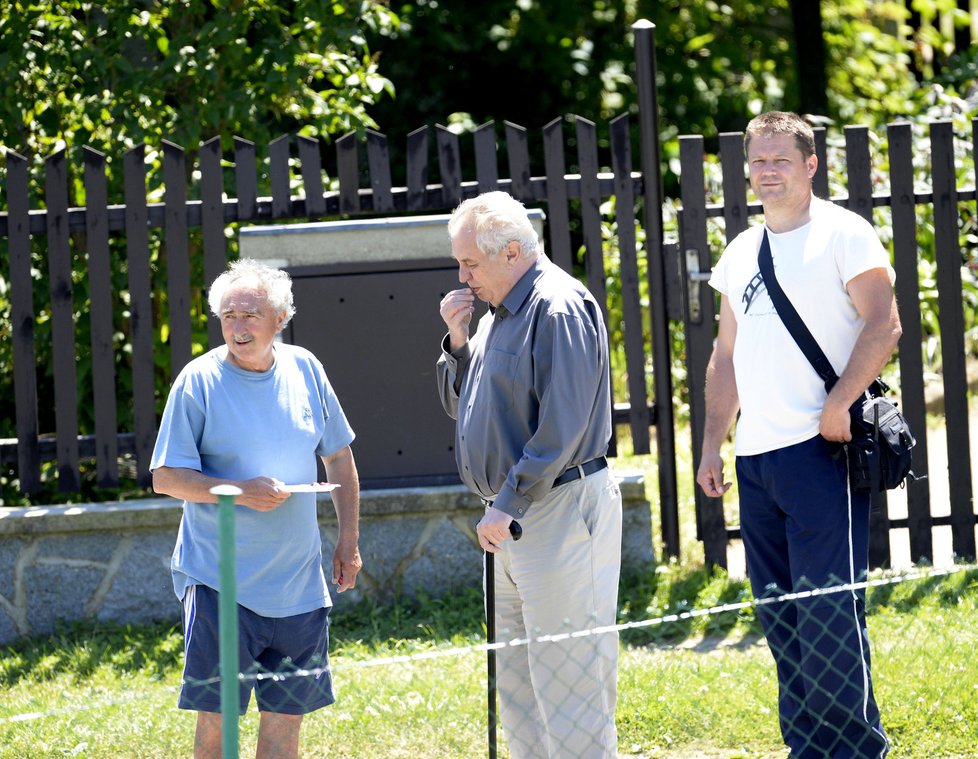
left=447, top=191, right=540, bottom=259
left=208, top=258, right=296, bottom=329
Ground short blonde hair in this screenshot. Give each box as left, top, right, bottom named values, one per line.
left=744, top=111, right=816, bottom=158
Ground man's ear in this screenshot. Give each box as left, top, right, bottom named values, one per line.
left=505, top=240, right=522, bottom=262
left=807, top=153, right=818, bottom=178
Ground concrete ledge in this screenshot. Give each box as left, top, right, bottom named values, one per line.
left=239, top=210, right=546, bottom=269
left=0, top=472, right=652, bottom=644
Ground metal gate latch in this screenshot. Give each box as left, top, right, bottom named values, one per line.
left=684, top=248, right=712, bottom=323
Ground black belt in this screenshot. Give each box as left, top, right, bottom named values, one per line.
left=553, top=456, right=608, bottom=488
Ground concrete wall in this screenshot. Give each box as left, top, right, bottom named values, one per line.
left=0, top=473, right=652, bottom=644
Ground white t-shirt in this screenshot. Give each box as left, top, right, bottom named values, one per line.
left=151, top=343, right=355, bottom=617
left=709, top=197, right=895, bottom=455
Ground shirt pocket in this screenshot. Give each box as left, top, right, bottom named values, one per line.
left=479, top=348, right=520, bottom=412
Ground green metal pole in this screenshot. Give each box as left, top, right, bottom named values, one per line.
left=211, top=484, right=242, bottom=759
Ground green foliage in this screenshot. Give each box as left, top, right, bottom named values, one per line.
left=366, top=0, right=797, bottom=174
left=821, top=0, right=923, bottom=124
left=0, top=1, right=396, bottom=167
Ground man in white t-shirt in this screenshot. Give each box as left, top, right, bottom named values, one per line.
left=151, top=259, right=362, bottom=759
left=696, top=112, right=900, bottom=758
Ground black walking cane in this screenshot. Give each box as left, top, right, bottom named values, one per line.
left=485, top=519, right=522, bottom=759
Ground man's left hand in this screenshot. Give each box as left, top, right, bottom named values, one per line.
left=332, top=538, right=362, bottom=593
left=820, top=399, right=852, bottom=442
left=476, top=506, right=515, bottom=554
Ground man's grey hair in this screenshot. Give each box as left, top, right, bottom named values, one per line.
left=744, top=111, right=816, bottom=159
left=208, top=258, right=296, bottom=330
left=447, top=191, right=540, bottom=259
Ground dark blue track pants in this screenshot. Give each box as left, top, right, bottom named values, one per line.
left=736, top=435, right=889, bottom=759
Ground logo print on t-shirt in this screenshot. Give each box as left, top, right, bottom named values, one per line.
left=742, top=271, right=768, bottom=314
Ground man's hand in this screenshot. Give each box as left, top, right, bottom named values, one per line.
left=440, top=288, right=475, bottom=352
left=819, top=397, right=853, bottom=443
left=476, top=506, right=515, bottom=554
left=332, top=536, right=363, bottom=593
left=238, top=476, right=290, bottom=511
left=696, top=452, right=732, bottom=498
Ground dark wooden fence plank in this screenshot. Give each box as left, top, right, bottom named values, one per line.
left=5, top=151, right=40, bottom=493
left=436, top=125, right=462, bottom=208
left=474, top=122, right=499, bottom=193
left=297, top=135, right=327, bottom=217
left=199, top=136, right=226, bottom=349
left=813, top=126, right=830, bottom=199
left=405, top=127, right=429, bottom=212
left=366, top=130, right=394, bottom=213
left=574, top=118, right=606, bottom=311
left=163, top=140, right=193, bottom=378
left=611, top=114, right=651, bottom=454
left=542, top=117, right=573, bottom=273
left=844, top=126, right=874, bottom=223
left=887, top=121, right=933, bottom=563
left=633, top=18, right=680, bottom=558
left=233, top=137, right=258, bottom=221
left=123, top=145, right=156, bottom=486
left=336, top=132, right=360, bottom=214
left=268, top=135, right=292, bottom=219
left=719, top=132, right=749, bottom=242
left=679, top=135, right=727, bottom=568
left=83, top=147, right=119, bottom=488
left=505, top=121, right=532, bottom=202
left=844, top=125, right=891, bottom=567
left=576, top=117, right=614, bottom=456
left=44, top=149, right=81, bottom=491
left=930, top=119, right=976, bottom=561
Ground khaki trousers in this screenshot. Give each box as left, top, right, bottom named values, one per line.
left=490, top=468, right=623, bottom=759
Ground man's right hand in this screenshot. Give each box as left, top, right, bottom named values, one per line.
left=439, top=288, right=475, bottom=352
left=239, top=476, right=290, bottom=511
left=696, top=452, right=732, bottom=498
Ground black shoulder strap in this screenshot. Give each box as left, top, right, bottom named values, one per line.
left=757, top=228, right=840, bottom=389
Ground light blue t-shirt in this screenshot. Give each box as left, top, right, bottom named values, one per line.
left=150, top=343, right=355, bottom=616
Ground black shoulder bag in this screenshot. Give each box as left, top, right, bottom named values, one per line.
left=757, top=229, right=919, bottom=493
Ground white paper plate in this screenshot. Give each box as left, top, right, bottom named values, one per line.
left=282, top=483, right=341, bottom=493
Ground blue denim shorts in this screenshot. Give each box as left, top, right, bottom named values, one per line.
left=180, top=584, right=335, bottom=715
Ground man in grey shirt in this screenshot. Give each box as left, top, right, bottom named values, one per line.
left=437, top=191, right=623, bottom=759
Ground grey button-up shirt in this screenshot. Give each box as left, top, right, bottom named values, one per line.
left=436, top=255, right=612, bottom=519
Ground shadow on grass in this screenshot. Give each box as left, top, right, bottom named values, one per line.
left=866, top=565, right=978, bottom=613
left=6, top=565, right=970, bottom=690
left=331, top=584, right=486, bottom=650
left=0, top=618, right=183, bottom=687
left=617, top=562, right=759, bottom=648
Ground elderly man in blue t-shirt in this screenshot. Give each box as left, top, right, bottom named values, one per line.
left=151, top=258, right=362, bottom=759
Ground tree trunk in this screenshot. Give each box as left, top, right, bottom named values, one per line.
left=789, top=0, right=829, bottom=117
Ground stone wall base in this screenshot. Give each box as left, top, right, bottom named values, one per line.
left=0, top=473, right=652, bottom=644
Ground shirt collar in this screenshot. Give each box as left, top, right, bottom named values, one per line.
left=497, top=255, right=546, bottom=317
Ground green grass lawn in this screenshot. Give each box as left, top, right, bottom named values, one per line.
left=1, top=564, right=976, bottom=758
